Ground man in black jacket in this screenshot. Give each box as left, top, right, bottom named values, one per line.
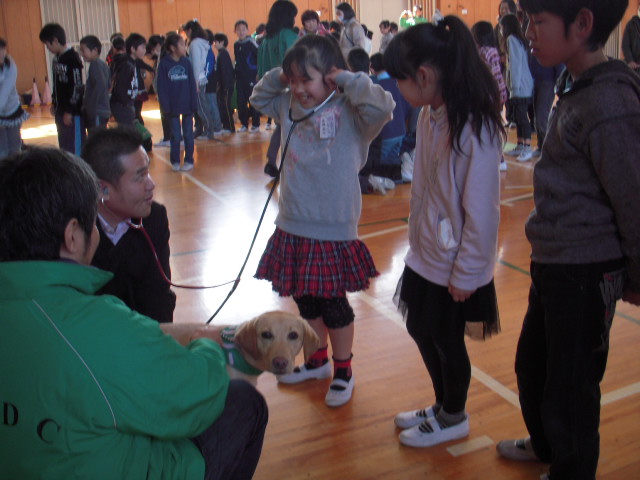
left=82, top=127, right=176, bottom=323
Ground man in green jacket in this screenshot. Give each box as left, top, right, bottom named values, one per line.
left=0, top=147, right=268, bottom=479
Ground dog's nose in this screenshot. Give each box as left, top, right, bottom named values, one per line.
left=272, top=357, right=288, bottom=371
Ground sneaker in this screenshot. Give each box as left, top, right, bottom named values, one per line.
left=395, top=406, right=438, bottom=429
left=368, top=174, right=387, bottom=195
left=221, top=129, right=232, bottom=135
left=195, top=134, right=209, bottom=141
left=532, top=147, right=542, bottom=157
left=180, top=163, right=194, bottom=172
left=277, top=361, right=332, bottom=384
left=154, top=139, right=170, bottom=147
left=171, top=163, right=181, bottom=171
left=496, top=437, right=540, bottom=461
left=265, top=123, right=272, bottom=130
left=213, top=130, right=224, bottom=138
left=264, top=163, right=279, bottom=178
left=500, top=160, right=508, bottom=171
left=517, top=145, right=533, bottom=162
left=325, top=376, right=355, bottom=407
left=250, top=125, right=260, bottom=133
left=505, top=144, right=523, bottom=156
left=238, top=126, right=248, bottom=133
left=382, top=177, right=396, bottom=190
left=399, top=416, right=469, bottom=448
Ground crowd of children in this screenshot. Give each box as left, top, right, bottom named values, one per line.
left=1, top=2, right=637, bottom=478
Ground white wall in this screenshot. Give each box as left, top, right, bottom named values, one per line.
left=356, top=0, right=407, bottom=53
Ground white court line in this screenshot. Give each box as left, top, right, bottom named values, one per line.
left=447, top=435, right=494, bottom=457
left=601, top=382, right=640, bottom=405
left=500, top=192, right=534, bottom=207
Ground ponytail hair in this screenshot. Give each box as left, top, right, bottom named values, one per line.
left=183, top=20, right=208, bottom=41
left=384, top=16, right=504, bottom=153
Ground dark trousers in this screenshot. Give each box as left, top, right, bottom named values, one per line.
left=160, top=108, right=171, bottom=141
left=532, top=81, right=555, bottom=148
left=170, top=114, right=194, bottom=166
left=110, top=101, right=135, bottom=126
left=512, top=97, right=532, bottom=140
left=192, top=380, right=268, bottom=480
left=403, top=267, right=471, bottom=413
left=55, top=112, right=85, bottom=155
left=236, top=79, right=260, bottom=128
left=218, top=88, right=235, bottom=132
left=516, top=260, right=624, bottom=480
left=85, top=114, right=109, bottom=138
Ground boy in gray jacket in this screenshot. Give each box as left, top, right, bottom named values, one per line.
left=497, top=1, right=640, bottom=479
left=79, top=35, right=111, bottom=136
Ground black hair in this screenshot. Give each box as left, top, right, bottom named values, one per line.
left=301, top=10, right=320, bottom=23
left=80, top=35, right=102, bottom=54
left=369, top=52, right=384, bottom=72
left=336, top=3, right=356, bottom=21
left=384, top=17, right=505, bottom=153
left=234, top=19, right=249, bottom=30
left=380, top=20, right=390, bottom=29
left=321, top=21, right=330, bottom=30
left=283, top=34, right=347, bottom=79
left=112, top=36, right=125, bottom=52
left=183, top=20, right=208, bottom=41
left=500, top=14, right=528, bottom=51
left=213, top=33, right=229, bottom=47
left=0, top=148, right=99, bottom=261
left=266, top=1, right=298, bottom=37
left=205, top=29, right=215, bottom=45
left=0, top=37, right=8, bottom=67
left=110, top=32, right=123, bottom=43
left=81, top=126, right=143, bottom=186
left=471, top=21, right=497, bottom=48
left=255, top=23, right=266, bottom=35
left=146, top=34, right=164, bottom=54
left=499, top=0, right=518, bottom=16
left=347, top=47, right=370, bottom=73
left=520, top=0, right=628, bottom=49
left=329, top=21, right=342, bottom=33
left=125, top=33, right=146, bottom=55
left=39, top=23, right=67, bottom=45
left=390, top=22, right=398, bottom=33
left=161, top=33, right=183, bottom=57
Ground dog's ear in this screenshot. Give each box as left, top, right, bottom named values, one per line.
left=233, top=318, right=261, bottom=360
left=301, top=320, right=321, bottom=362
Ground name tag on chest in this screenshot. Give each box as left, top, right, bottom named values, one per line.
left=319, top=111, right=336, bottom=139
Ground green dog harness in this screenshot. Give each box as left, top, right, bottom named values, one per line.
left=220, top=326, right=263, bottom=376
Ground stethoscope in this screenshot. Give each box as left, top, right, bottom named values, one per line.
left=104, top=87, right=339, bottom=323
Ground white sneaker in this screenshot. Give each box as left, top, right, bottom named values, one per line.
left=154, top=139, right=170, bottom=147
left=505, top=144, right=523, bottom=156
left=195, top=134, right=209, bottom=141
left=517, top=146, right=533, bottom=162
left=395, top=406, right=438, bottom=429
left=368, top=174, right=387, bottom=195
left=221, top=129, right=232, bottom=135
left=500, top=160, right=508, bottom=171
left=277, top=361, right=332, bottom=384
left=325, top=376, right=355, bottom=407
left=399, top=416, right=469, bottom=448
left=265, top=123, right=272, bottom=130
left=382, top=177, right=396, bottom=190
left=250, top=125, right=260, bottom=133
left=180, top=163, right=194, bottom=172
left=213, top=131, right=224, bottom=138
left=171, top=163, right=181, bottom=172
left=238, top=126, right=248, bottom=133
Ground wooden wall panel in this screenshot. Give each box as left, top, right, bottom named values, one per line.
left=149, top=0, right=180, bottom=36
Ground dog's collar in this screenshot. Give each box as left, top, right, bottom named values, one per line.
left=220, top=326, right=263, bottom=376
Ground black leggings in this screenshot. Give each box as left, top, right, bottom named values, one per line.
left=512, top=97, right=532, bottom=140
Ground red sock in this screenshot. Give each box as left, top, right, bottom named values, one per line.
left=306, top=346, right=329, bottom=368
left=332, top=354, right=353, bottom=381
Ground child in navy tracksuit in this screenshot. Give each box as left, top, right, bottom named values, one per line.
left=39, top=23, right=85, bottom=155
left=157, top=33, right=198, bottom=172
left=213, top=33, right=236, bottom=133
left=234, top=20, right=260, bottom=131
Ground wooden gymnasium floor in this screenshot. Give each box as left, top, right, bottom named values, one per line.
left=22, top=100, right=640, bottom=479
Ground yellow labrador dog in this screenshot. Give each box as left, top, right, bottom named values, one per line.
left=163, top=311, right=320, bottom=386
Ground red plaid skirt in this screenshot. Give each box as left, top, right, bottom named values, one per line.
left=255, top=228, right=379, bottom=298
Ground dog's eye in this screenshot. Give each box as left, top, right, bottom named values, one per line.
left=288, top=332, right=299, bottom=340
left=261, top=331, right=273, bottom=340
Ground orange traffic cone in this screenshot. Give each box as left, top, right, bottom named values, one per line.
left=30, top=78, right=41, bottom=106
left=41, top=76, right=52, bottom=105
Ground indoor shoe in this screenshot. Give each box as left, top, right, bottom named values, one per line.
left=368, top=174, right=387, bottom=195
left=265, top=123, right=272, bottom=130
left=505, top=144, right=523, bottom=156
left=250, top=125, right=260, bottom=133
left=517, top=146, right=533, bottom=162
left=325, top=376, right=355, bottom=407
left=238, top=126, right=248, bottom=133
left=382, top=177, right=396, bottom=190
left=181, top=163, right=194, bottom=172
left=154, top=139, right=170, bottom=147
left=264, top=163, right=279, bottom=178
left=171, top=163, right=181, bottom=172
left=496, top=437, right=540, bottom=461
left=499, top=160, right=508, bottom=171
left=277, top=361, right=332, bottom=384
left=399, top=416, right=469, bottom=448
left=394, top=406, right=438, bottom=429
